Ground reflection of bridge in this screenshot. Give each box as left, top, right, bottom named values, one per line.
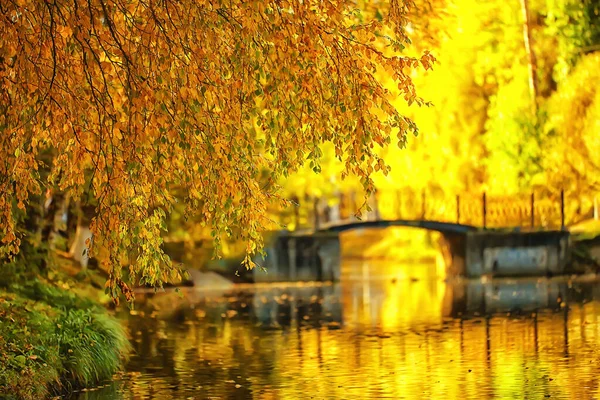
left=257, top=189, right=577, bottom=283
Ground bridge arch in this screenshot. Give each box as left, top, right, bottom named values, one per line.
left=316, top=219, right=474, bottom=277
left=318, top=219, right=478, bottom=235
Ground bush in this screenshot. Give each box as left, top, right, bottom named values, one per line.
left=0, top=280, right=130, bottom=399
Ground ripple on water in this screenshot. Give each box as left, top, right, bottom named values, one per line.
left=71, top=272, right=600, bottom=400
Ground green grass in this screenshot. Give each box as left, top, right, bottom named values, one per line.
left=0, top=278, right=131, bottom=399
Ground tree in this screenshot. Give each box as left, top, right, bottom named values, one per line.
left=375, top=0, right=599, bottom=200
left=543, top=53, right=600, bottom=200
left=0, top=0, right=434, bottom=296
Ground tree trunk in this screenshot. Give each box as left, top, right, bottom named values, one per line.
left=44, top=192, right=70, bottom=250
left=68, top=202, right=94, bottom=269
left=520, top=0, right=538, bottom=113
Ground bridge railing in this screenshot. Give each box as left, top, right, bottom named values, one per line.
left=278, top=189, right=598, bottom=231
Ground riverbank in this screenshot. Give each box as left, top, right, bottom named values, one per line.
left=0, top=259, right=130, bottom=400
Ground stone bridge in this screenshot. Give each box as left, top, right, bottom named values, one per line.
left=254, top=189, right=578, bottom=283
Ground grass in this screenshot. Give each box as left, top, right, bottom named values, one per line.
left=0, top=263, right=131, bottom=399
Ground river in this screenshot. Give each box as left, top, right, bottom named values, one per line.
left=71, top=259, right=600, bottom=399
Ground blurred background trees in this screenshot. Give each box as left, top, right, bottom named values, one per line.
left=284, top=0, right=600, bottom=209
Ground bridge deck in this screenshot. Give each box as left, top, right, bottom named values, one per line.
left=318, top=219, right=478, bottom=234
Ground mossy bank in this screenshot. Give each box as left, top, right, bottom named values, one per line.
left=0, top=262, right=130, bottom=399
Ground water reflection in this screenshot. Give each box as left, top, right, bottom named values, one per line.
left=72, top=263, right=600, bottom=400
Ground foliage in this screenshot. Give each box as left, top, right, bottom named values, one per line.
left=248, top=0, right=600, bottom=231
left=0, top=293, right=61, bottom=400
left=542, top=53, right=600, bottom=197
left=362, top=0, right=525, bottom=195
left=477, top=0, right=600, bottom=196
left=545, top=0, right=600, bottom=80
left=0, top=0, right=435, bottom=294
left=338, top=0, right=600, bottom=203
left=0, top=279, right=130, bottom=399
left=281, top=0, right=539, bottom=198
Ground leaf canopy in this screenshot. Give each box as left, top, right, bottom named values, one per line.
left=0, top=0, right=434, bottom=294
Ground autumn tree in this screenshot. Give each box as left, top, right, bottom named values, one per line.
left=0, top=0, right=434, bottom=296
left=543, top=53, right=600, bottom=204
left=372, top=0, right=599, bottom=200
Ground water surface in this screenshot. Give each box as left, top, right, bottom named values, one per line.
left=73, top=261, right=600, bottom=399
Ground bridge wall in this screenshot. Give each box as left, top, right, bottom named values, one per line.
left=253, top=231, right=341, bottom=283
left=438, top=232, right=468, bottom=276
left=255, top=228, right=571, bottom=283
left=464, top=230, right=570, bottom=277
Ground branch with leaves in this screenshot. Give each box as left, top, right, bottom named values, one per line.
left=0, top=0, right=434, bottom=298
